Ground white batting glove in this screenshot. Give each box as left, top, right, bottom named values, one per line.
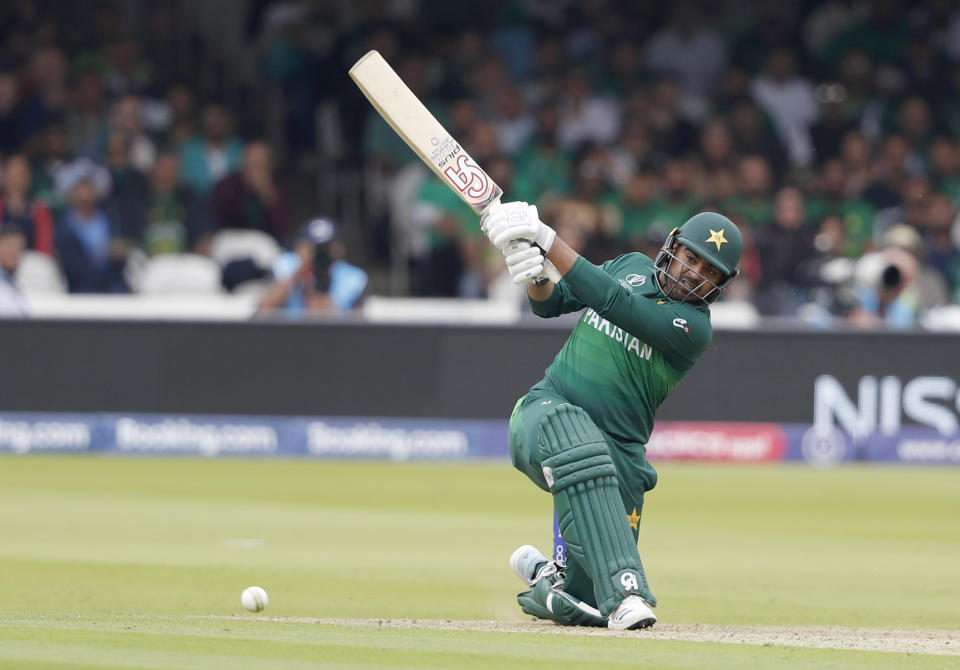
left=481, top=201, right=557, bottom=252
left=501, top=239, right=548, bottom=285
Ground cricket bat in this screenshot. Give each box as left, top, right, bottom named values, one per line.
left=349, top=50, right=561, bottom=283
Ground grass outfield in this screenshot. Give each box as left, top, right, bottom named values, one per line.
left=0, top=456, right=957, bottom=669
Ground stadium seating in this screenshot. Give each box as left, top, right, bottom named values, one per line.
left=209, top=230, right=282, bottom=270
left=138, top=254, right=224, bottom=295
left=15, top=251, right=68, bottom=296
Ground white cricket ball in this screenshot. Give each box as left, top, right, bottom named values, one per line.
left=241, top=586, right=269, bottom=612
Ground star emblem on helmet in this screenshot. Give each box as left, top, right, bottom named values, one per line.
left=706, top=228, right=728, bottom=250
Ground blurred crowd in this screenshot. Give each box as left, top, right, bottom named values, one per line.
left=0, top=0, right=365, bottom=316
left=350, top=0, right=960, bottom=328
left=4, top=1, right=960, bottom=328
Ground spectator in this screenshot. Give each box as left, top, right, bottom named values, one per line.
left=753, top=186, right=816, bottom=315
left=938, top=65, right=960, bottom=138
left=526, top=32, right=565, bottom=104
left=644, top=5, right=727, bottom=111
left=161, top=83, right=197, bottom=151
left=465, top=55, right=512, bottom=115
left=928, top=136, right=960, bottom=203
left=105, top=94, right=157, bottom=174
left=730, top=4, right=800, bottom=76
left=0, top=154, right=55, bottom=255
left=840, top=129, right=873, bottom=196
left=19, top=46, right=69, bottom=140
left=724, top=155, right=774, bottom=229
left=751, top=47, right=819, bottom=167
left=849, top=251, right=920, bottom=329
left=541, top=198, right=608, bottom=262
left=610, top=118, right=661, bottom=188
left=0, top=223, right=28, bottom=317
left=141, top=153, right=209, bottom=256
left=488, top=85, right=535, bottom=156
left=29, top=123, right=72, bottom=214
left=570, top=145, right=615, bottom=205
left=918, top=195, right=960, bottom=295
left=410, top=183, right=466, bottom=297
left=806, top=158, right=876, bottom=257
left=104, top=132, right=150, bottom=241
left=643, top=77, right=698, bottom=157
left=697, top=117, right=737, bottom=174
left=847, top=225, right=947, bottom=329
left=711, top=65, right=751, bottom=116
left=612, top=170, right=661, bottom=249
left=822, top=0, right=910, bottom=67
left=803, top=0, right=865, bottom=61
left=802, top=214, right=860, bottom=322
left=603, top=39, right=645, bottom=96
left=646, top=158, right=700, bottom=237
left=861, top=65, right=910, bottom=146
left=863, top=135, right=910, bottom=211
left=896, top=96, right=934, bottom=173
left=901, top=36, right=950, bottom=103
left=179, top=104, right=244, bottom=195
left=871, top=174, right=931, bottom=243
left=54, top=159, right=129, bottom=293
left=67, top=69, right=109, bottom=158
left=809, top=82, right=855, bottom=165
left=692, top=117, right=737, bottom=199
left=727, top=98, right=788, bottom=178
left=556, top=67, right=620, bottom=150
left=258, top=218, right=367, bottom=315
left=100, top=37, right=154, bottom=98
left=464, top=120, right=501, bottom=168
left=511, top=101, right=573, bottom=207
left=212, top=141, right=292, bottom=241
left=0, top=72, right=29, bottom=154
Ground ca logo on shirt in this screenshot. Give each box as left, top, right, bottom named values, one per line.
left=673, top=317, right=690, bottom=333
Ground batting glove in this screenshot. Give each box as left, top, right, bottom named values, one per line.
left=501, top=239, right=548, bottom=285
left=481, top=201, right=557, bottom=252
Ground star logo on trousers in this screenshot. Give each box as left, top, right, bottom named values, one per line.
left=627, top=507, right=641, bottom=530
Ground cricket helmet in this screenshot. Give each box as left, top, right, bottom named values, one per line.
left=654, top=212, right=742, bottom=304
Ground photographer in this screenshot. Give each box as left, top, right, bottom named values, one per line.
left=847, top=226, right=948, bottom=329
left=256, top=218, right=367, bottom=316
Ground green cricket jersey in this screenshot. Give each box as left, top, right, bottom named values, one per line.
left=530, top=253, right=712, bottom=444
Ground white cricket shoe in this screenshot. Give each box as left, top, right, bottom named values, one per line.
left=608, top=594, right=657, bottom=630
left=509, top=545, right=553, bottom=586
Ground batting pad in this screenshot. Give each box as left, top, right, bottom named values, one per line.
left=538, top=404, right=654, bottom=615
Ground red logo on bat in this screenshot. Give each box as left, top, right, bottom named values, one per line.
left=444, top=154, right=494, bottom=204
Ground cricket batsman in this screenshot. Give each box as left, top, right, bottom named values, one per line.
left=480, top=202, right=742, bottom=630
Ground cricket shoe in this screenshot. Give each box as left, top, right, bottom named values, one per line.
left=607, top=594, right=657, bottom=630
left=509, top=545, right=559, bottom=587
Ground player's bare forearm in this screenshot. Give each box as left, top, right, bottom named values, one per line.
left=527, top=238, right=580, bottom=300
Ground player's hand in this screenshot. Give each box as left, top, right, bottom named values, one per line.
left=501, top=239, right=547, bottom=285
left=481, top=201, right=557, bottom=253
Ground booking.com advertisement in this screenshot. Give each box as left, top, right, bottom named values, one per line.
left=2, top=372, right=960, bottom=466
